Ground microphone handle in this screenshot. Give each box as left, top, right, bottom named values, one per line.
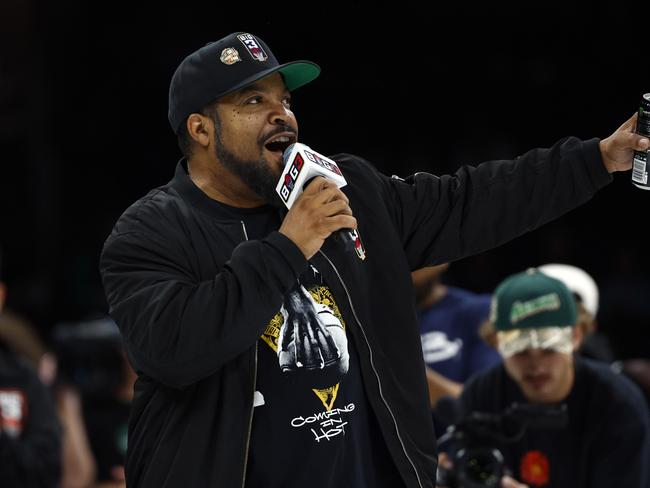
left=298, top=176, right=355, bottom=252
left=333, top=228, right=356, bottom=252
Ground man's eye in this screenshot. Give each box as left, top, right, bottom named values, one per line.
left=246, top=96, right=262, bottom=105
left=283, top=98, right=292, bottom=108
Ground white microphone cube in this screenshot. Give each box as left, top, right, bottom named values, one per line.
left=276, top=143, right=347, bottom=209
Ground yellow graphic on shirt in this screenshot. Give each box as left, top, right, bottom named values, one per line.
left=261, top=314, right=284, bottom=350
left=312, top=384, right=341, bottom=411
left=261, top=284, right=349, bottom=411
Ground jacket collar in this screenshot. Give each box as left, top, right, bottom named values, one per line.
left=170, top=159, right=276, bottom=219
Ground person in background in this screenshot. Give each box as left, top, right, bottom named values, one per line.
left=538, top=264, right=650, bottom=412
left=412, top=263, right=500, bottom=437
left=81, top=321, right=135, bottom=488
left=0, top=249, right=95, bottom=488
left=478, top=263, right=615, bottom=364
left=455, top=268, right=649, bottom=488
left=537, top=263, right=614, bottom=363
left=0, top=250, right=62, bottom=487
left=53, top=317, right=135, bottom=488
left=56, top=381, right=97, bottom=488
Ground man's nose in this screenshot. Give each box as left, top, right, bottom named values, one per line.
left=527, top=348, right=544, bottom=358
left=268, top=101, right=292, bottom=126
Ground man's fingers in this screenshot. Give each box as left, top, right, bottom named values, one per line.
left=618, top=111, right=650, bottom=150
left=299, top=179, right=349, bottom=206
left=619, top=112, right=638, bottom=132
left=635, top=135, right=650, bottom=151
left=438, top=452, right=453, bottom=470
left=501, top=475, right=528, bottom=488
left=321, top=199, right=353, bottom=217
left=312, top=185, right=349, bottom=206
left=324, top=215, right=357, bottom=233
left=302, top=176, right=331, bottom=195
left=619, top=130, right=650, bottom=151
left=280, top=177, right=354, bottom=259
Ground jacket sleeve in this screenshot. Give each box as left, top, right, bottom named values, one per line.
left=0, top=369, right=61, bottom=486
left=376, top=137, right=612, bottom=269
left=100, top=228, right=308, bottom=389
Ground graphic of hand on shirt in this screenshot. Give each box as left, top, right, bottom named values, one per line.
left=278, top=284, right=350, bottom=389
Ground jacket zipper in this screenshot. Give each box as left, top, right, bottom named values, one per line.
left=319, top=250, right=424, bottom=488
left=240, top=221, right=258, bottom=488
left=241, top=343, right=258, bottom=488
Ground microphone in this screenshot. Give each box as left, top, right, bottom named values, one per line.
left=276, top=143, right=357, bottom=252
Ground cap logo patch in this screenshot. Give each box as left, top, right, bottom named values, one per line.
left=510, top=293, right=560, bottom=324
left=220, top=47, right=241, bottom=65
left=237, top=33, right=268, bottom=61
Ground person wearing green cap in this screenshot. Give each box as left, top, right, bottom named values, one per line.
left=457, top=268, right=649, bottom=487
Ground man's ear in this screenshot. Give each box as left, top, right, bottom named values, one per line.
left=186, top=113, right=212, bottom=149
left=572, top=325, right=584, bottom=351
left=479, top=320, right=498, bottom=349
left=0, top=282, right=6, bottom=312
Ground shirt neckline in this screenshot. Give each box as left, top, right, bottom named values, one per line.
left=171, top=159, right=277, bottom=217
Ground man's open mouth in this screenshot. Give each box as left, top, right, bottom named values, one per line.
left=264, top=133, right=296, bottom=157
left=524, top=374, right=550, bottom=389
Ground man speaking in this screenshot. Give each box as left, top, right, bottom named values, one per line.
left=99, top=32, right=649, bottom=488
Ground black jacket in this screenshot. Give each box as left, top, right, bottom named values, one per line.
left=99, top=137, right=611, bottom=488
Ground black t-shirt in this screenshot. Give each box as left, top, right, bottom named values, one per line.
left=459, top=356, right=650, bottom=488
left=213, top=202, right=403, bottom=488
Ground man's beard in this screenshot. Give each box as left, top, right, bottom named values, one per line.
left=215, top=136, right=284, bottom=208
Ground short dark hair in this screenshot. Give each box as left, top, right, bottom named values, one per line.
left=176, top=102, right=221, bottom=160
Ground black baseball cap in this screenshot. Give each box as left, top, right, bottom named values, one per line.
left=168, top=32, right=320, bottom=134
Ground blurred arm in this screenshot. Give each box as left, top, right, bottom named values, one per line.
left=425, top=366, right=462, bottom=408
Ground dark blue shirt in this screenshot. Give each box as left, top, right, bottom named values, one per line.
left=418, top=286, right=500, bottom=382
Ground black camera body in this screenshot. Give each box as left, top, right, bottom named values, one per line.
left=53, top=317, right=125, bottom=397
left=436, top=400, right=567, bottom=488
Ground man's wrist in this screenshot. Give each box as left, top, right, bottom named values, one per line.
left=598, top=140, right=615, bottom=173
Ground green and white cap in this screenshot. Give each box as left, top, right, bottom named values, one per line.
left=491, top=268, right=577, bottom=357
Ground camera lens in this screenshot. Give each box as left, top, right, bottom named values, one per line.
left=456, top=447, right=504, bottom=488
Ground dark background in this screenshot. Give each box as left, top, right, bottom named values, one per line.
left=1, top=1, right=648, bottom=358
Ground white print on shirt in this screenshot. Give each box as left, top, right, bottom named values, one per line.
left=0, top=389, right=26, bottom=438
left=291, top=403, right=356, bottom=443
left=420, top=331, right=463, bottom=363
left=253, top=390, right=265, bottom=408
left=260, top=269, right=350, bottom=410
left=278, top=284, right=350, bottom=381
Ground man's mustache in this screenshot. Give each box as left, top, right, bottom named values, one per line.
left=259, top=125, right=298, bottom=145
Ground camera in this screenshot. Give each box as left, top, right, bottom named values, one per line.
left=52, top=317, right=125, bottom=397
left=435, top=399, right=567, bottom=488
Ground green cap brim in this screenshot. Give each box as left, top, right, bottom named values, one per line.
left=277, top=61, right=321, bottom=92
